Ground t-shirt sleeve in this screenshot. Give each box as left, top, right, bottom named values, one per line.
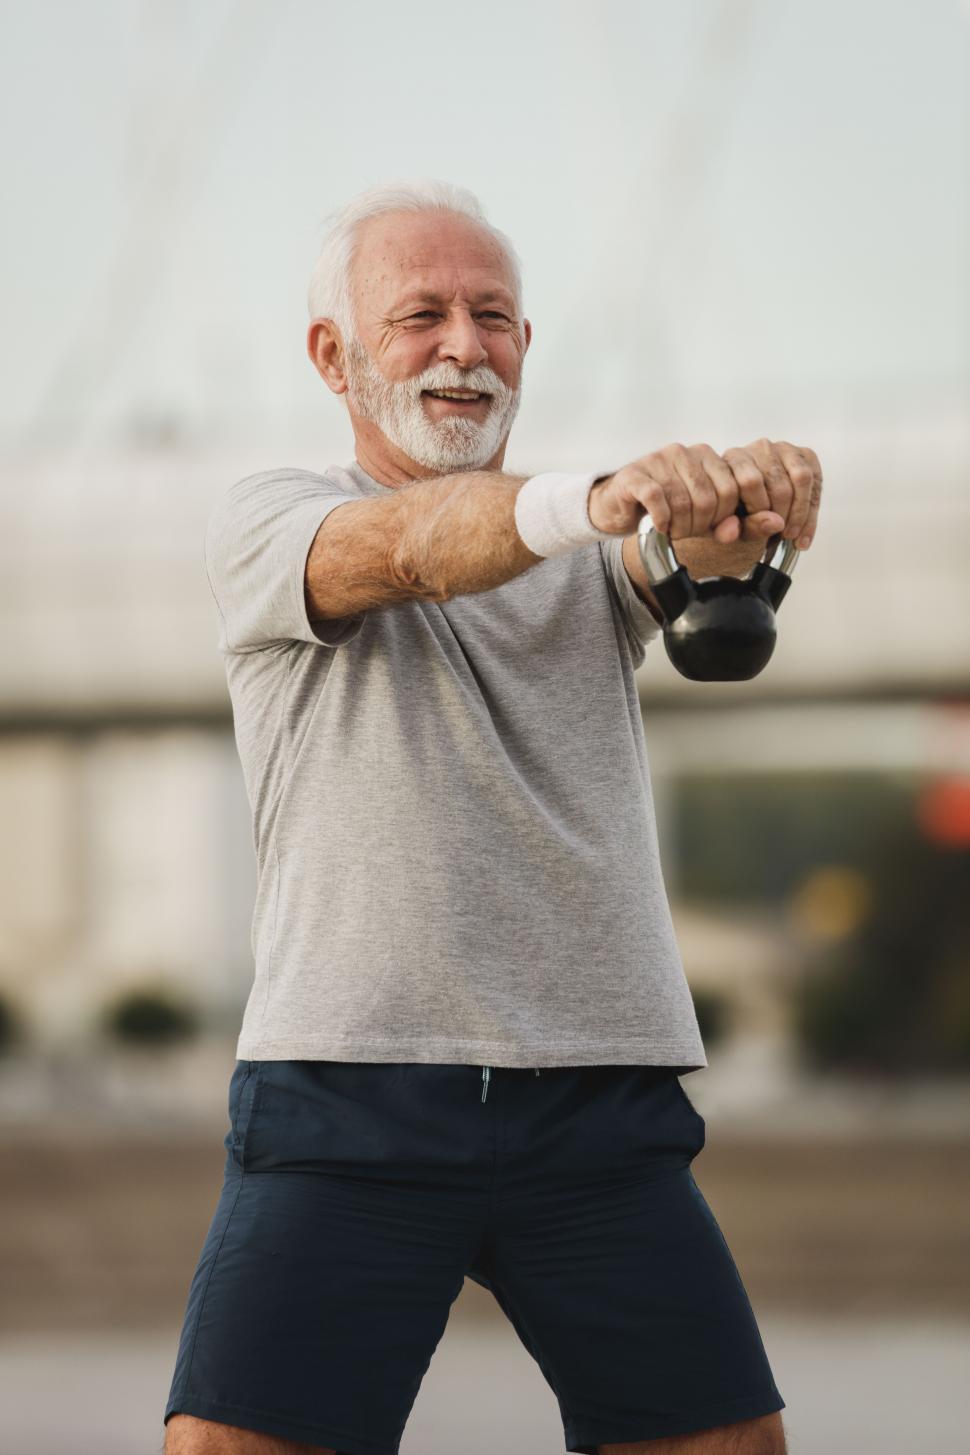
left=204, top=468, right=366, bottom=653
left=597, top=534, right=663, bottom=665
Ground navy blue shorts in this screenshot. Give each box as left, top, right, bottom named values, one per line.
left=164, top=1060, right=784, bottom=1454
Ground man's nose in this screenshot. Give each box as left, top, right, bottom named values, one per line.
left=436, top=309, right=488, bottom=370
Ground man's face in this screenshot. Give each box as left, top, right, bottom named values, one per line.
left=340, top=210, right=531, bottom=473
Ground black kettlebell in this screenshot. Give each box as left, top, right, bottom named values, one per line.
left=636, top=503, right=800, bottom=681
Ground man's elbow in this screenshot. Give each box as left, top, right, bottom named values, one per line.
left=387, top=535, right=452, bottom=604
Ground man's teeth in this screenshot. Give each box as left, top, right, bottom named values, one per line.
left=426, top=389, right=485, bottom=400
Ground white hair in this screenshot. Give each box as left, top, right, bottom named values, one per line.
left=306, top=178, right=524, bottom=337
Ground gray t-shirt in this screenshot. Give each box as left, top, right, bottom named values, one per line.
left=204, top=460, right=706, bottom=1071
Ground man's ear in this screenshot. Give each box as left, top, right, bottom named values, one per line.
left=523, top=317, right=533, bottom=354
left=307, top=318, right=348, bottom=395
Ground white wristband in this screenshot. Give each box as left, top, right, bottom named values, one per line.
left=514, top=471, right=615, bottom=559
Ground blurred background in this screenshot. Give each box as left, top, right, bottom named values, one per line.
left=1, top=0, right=968, bottom=1451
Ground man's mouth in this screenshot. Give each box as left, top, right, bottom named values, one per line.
left=422, top=389, right=491, bottom=408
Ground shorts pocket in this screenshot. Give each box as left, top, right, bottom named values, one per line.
left=235, top=1060, right=411, bottom=1174
left=225, top=1060, right=262, bottom=1171
left=673, top=1075, right=707, bottom=1151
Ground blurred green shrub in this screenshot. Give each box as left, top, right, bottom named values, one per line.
left=691, top=986, right=731, bottom=1046
left=101, top=983, right=200, bottom=1048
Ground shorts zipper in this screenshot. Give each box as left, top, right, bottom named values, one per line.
left=481, top=1065, right=542, bottom=1103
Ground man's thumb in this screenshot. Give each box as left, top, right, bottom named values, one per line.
left=739, top=508, right=785, bottom=541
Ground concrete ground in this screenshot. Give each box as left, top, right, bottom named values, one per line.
left=1, top=1309, right=967, bottom=1455
left=3, top=1050, right=968, bottom=1452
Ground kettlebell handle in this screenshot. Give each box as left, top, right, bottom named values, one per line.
left=637, top=501, right=800, bottom=585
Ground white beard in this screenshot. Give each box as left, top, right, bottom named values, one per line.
left=342, top=332, right=522, bottom=472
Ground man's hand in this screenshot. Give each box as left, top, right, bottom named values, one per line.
left=588, top=439, right=823, bottom=551
left=590, top=439, right=824, bottom=624
left=720, top=438, right=823, bottom=551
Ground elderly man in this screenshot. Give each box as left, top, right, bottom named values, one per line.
left=164, top=180, right=821, bottom=1455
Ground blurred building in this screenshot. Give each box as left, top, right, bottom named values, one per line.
left=0, top=399, right=967, bottom=1051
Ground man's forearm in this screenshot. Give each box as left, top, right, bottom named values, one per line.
left=391, top=470, right=541, bottom=600
left=306, top=470, right=541, bottom=621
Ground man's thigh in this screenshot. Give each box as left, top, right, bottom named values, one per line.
left=164, top=1060, right=490, bottom=1455
left=599, top=1408, right=787, bottom=1452
left=458, top=1065, right=786, bottom=1454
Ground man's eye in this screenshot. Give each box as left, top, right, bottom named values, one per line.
left=480, top=312, right=508, bottom=320
left=409, top=311, right=437, bottom=320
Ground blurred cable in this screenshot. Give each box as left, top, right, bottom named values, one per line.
left=16, top=0, right=293, bottom=461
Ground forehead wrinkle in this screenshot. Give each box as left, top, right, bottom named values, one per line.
left=393, top=281, right=517, bottom=310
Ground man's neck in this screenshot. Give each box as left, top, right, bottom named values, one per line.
left=351, top=428, right=509, bottom=491
left=353, top=435, right=419, bottom=489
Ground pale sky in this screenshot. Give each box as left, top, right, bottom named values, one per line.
left=1, top=0, right=967, bottom=456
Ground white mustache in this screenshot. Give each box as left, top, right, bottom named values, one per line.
left=403, top=366, right=508, bottom=401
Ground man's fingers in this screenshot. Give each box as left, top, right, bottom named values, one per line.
left=699, top=446, right=746, bottom=529
left=628, top=470, right=670, bottom=535
left=776, top=441, right=820, bottom=544
left=756, top=443, right=795, bottom=533
left=801, top=478, right=822, bottom=547
left=722, top=448, right=771, bottom=516
left=663, top=444, right=712, bottom=537
left=790, top=443, right=823, bottom=547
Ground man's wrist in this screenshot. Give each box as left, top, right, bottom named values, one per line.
left=586, top=473, right=617, bottom=533
left=514, top=471, right=616, bottom=558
